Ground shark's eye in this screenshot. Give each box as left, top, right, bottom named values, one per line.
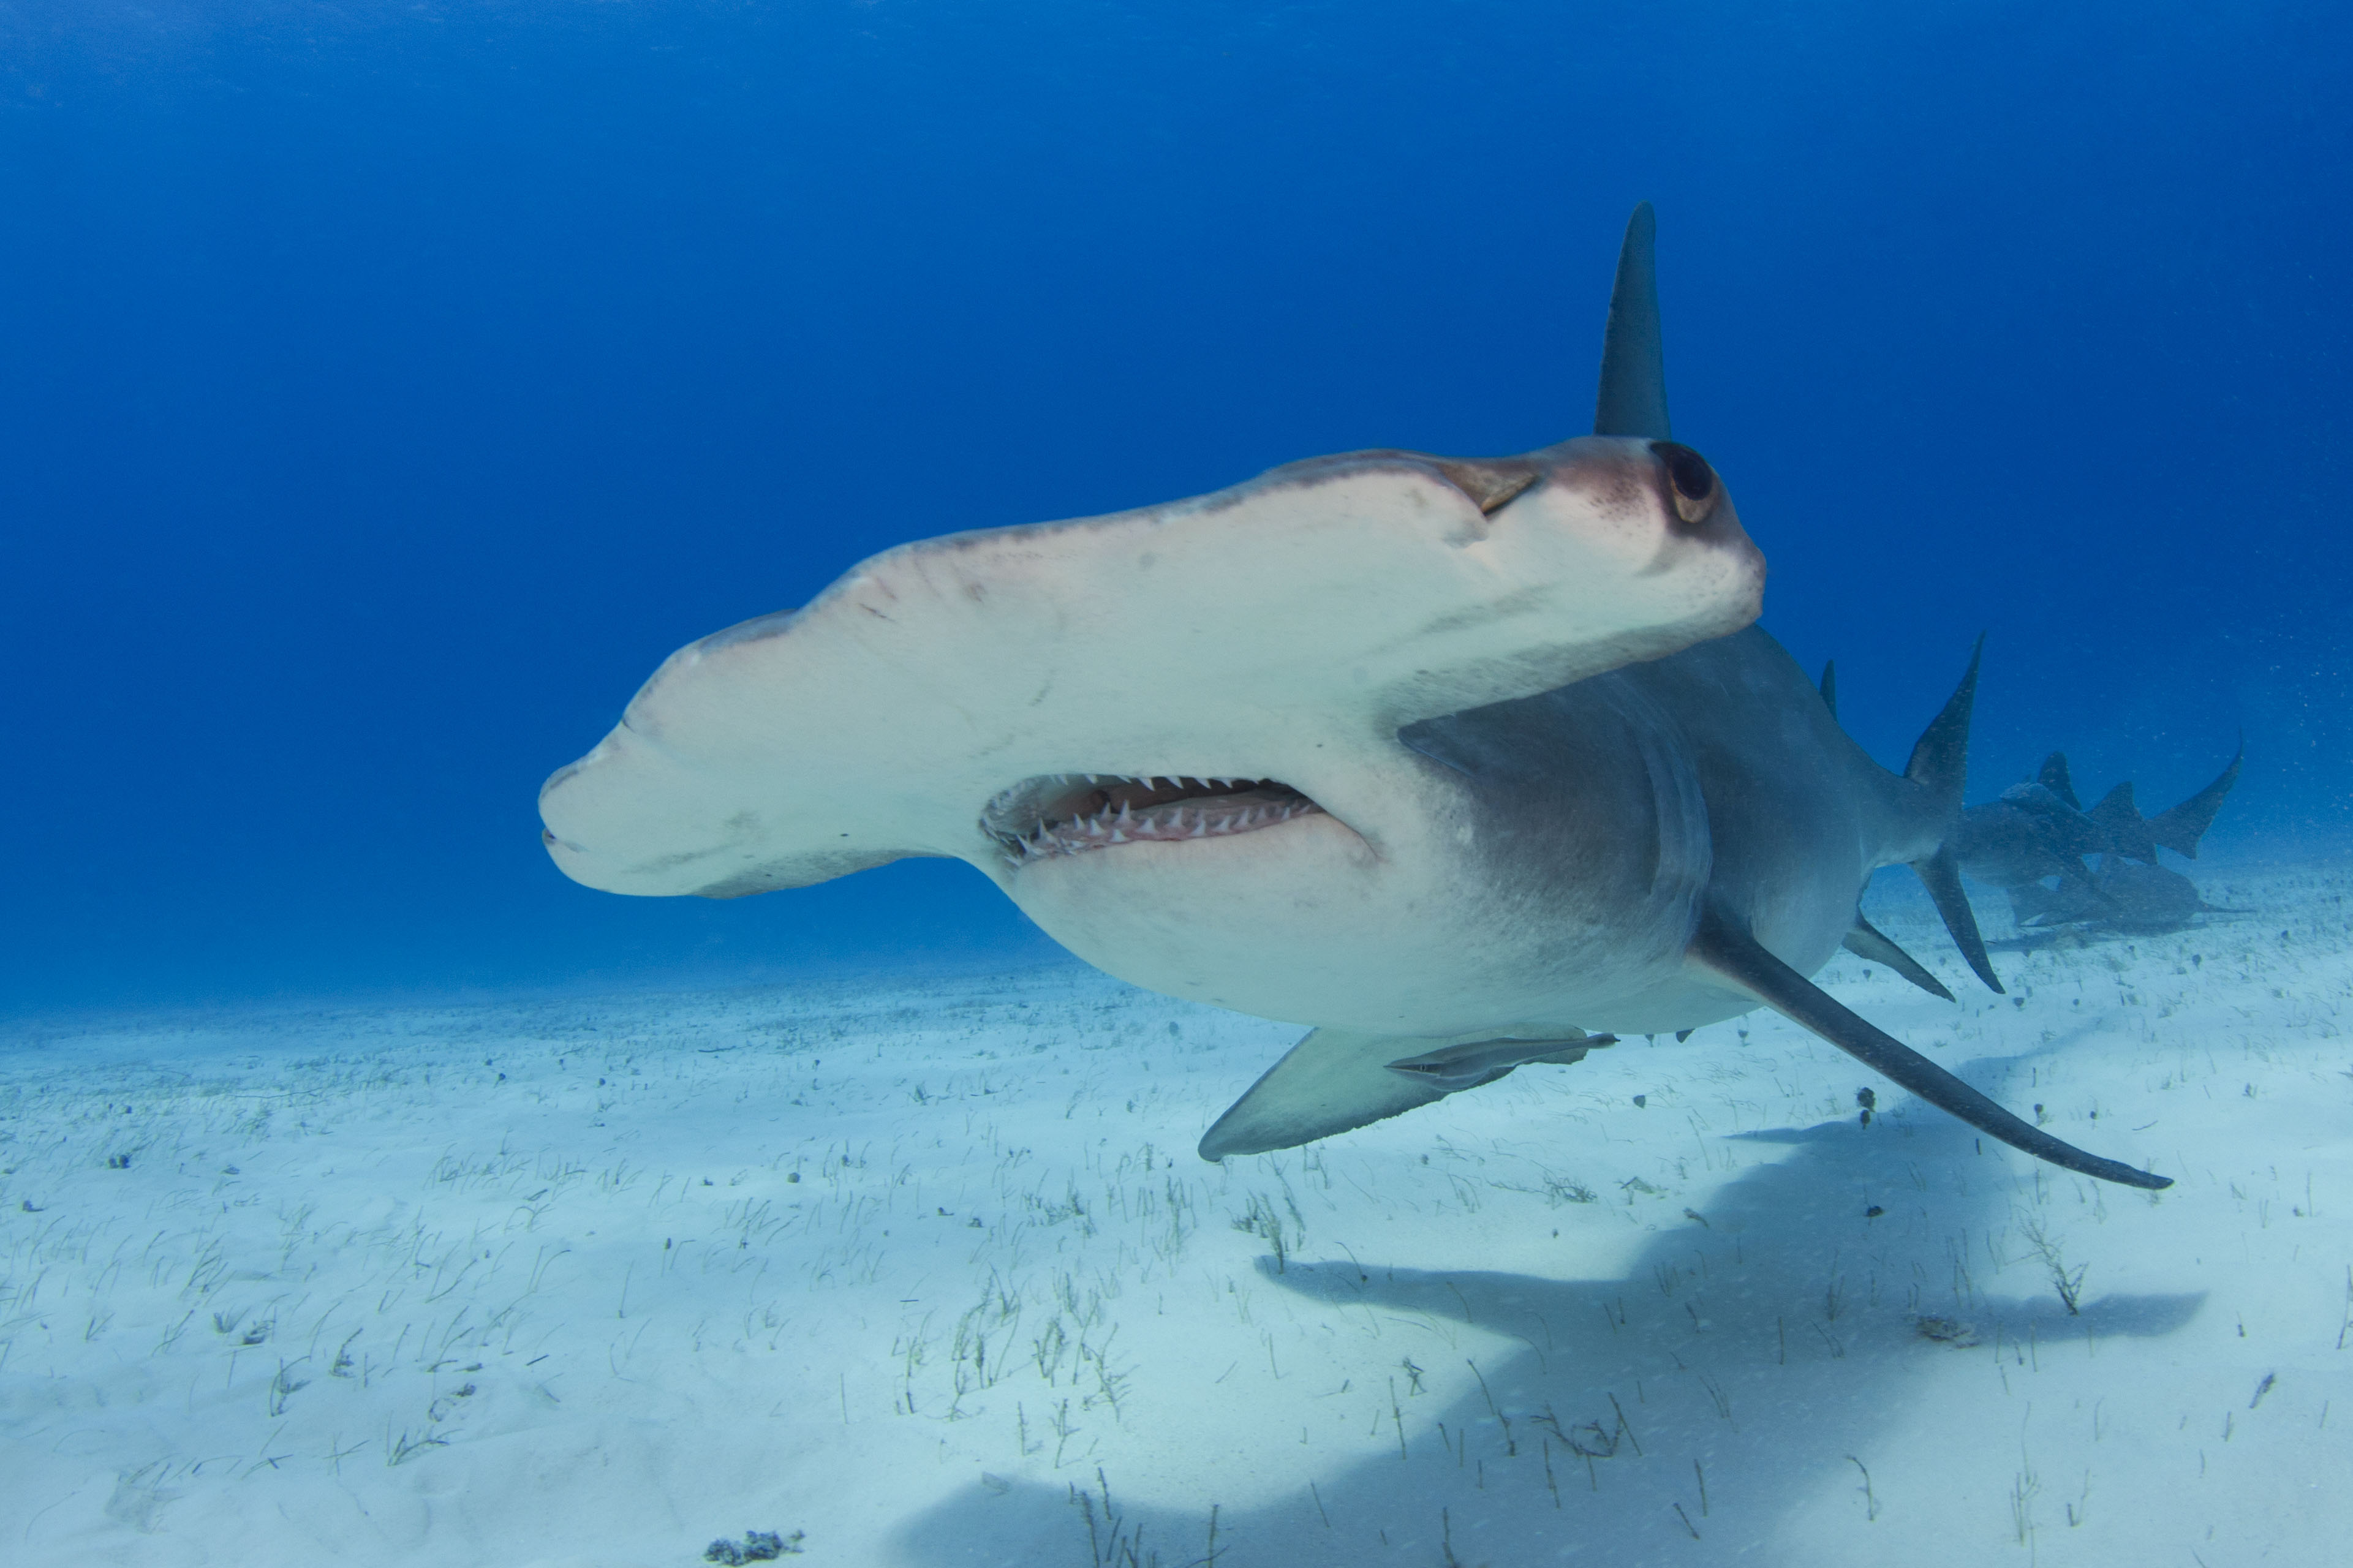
left=1651, top=442, right=1720, bottom=526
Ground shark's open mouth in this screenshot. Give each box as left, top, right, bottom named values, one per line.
left=983, top=774, right=1326, bottom=864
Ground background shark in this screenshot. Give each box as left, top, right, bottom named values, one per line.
left=1958, top=747, right=2243, bottom=930
left=541, top=208, right=2168, bottom=1191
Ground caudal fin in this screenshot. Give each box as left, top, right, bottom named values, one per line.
left=1905, top=636, right=2002, bottom=993
left=2146, top=742, right=2244, bottom=859
left=1903, top=635, right=1982, bottom=809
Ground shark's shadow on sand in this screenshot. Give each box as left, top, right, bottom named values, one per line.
left=889, top=1049, right=2201, bottom=1566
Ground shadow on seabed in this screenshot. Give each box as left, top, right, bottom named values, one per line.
left=891, top=1048, right=2202, bottom=1567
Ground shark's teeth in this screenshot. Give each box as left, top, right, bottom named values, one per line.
left=984, top=773, right=1323, bottom=863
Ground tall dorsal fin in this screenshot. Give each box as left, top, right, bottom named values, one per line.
left=1818, top=658, right=1838, bottom=718
left=1594, top=203, right=1672, bottom=440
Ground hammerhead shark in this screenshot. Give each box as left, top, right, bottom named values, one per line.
left=539, top=206, right=2167, bottom=1191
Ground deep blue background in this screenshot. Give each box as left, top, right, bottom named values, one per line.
left=2, top=1, right=2346, bottom=1013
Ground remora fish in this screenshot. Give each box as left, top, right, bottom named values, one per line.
left=539, top=206, right=2168, bottom=1191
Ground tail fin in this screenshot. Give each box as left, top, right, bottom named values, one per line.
left=2036, top=752, right=2080, bottom=809
left=2146, top=742, right=2244, bottom=859
left=1903, top=635, right=1982, bottom=809
left=2085, top=780, right=2159, bottom=863
left=1905, top=636, right=2003, bottom=993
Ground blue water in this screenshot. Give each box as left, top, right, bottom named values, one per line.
left=3, top=1, right=2346, bottom=1013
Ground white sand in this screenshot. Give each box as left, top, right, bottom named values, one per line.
left=4, top=864, right=2349, bottom=1566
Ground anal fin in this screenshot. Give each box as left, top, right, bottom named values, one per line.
left=1199, top=1027, right=1602, bottom=1161
left=1841, top=913, right=1955, bottom=1001
left=1688, top=905, right=2168, bottom=1189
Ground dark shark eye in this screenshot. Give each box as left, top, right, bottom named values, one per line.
left=1651, top=441, right=1720, bottom=526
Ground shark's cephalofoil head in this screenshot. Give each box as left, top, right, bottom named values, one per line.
left=967, top=435, right=1747, bottom=854
left=951, top=437, right=1753, bottom=1023
left=537, top=434, right=1762, bottom=936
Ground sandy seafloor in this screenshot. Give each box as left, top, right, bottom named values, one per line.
left=5, top=864, right=2350, bottom=1567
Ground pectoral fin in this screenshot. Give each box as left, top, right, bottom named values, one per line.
left=1199, top=1027, right=1606, bottom=1161
left=1688, top=905, right=2169, bottom=1189
left=1840, top=914, right=1955, bottom=1001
